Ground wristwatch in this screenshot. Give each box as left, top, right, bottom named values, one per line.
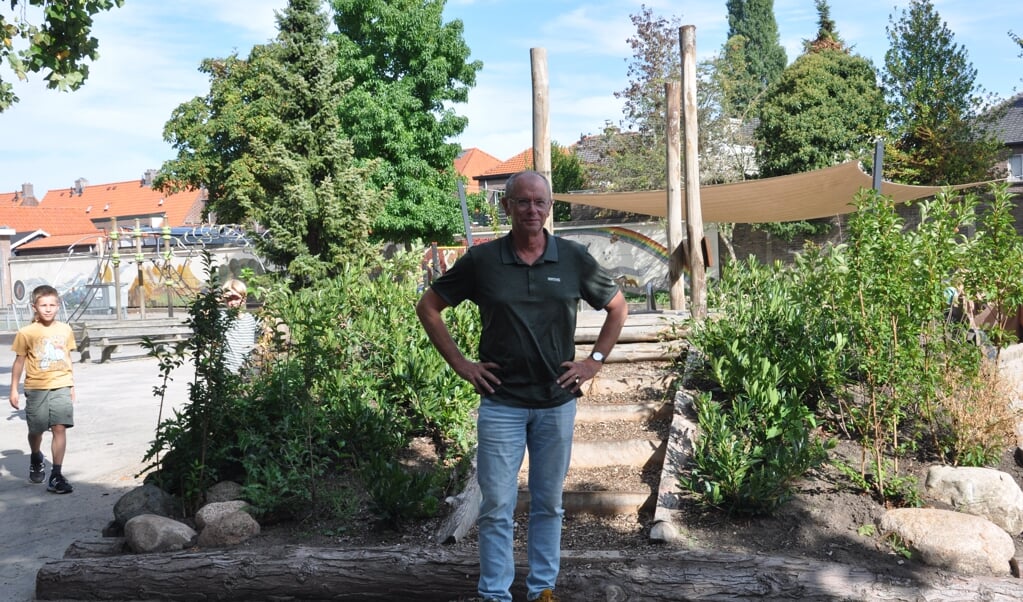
left=589, top=351, right=606, bottom=363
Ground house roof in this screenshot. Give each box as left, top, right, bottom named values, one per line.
left=39, top=178, right=206, bottom=227
left=476, top=148, right=534, bottom=180
left=989, top=92, right=1023, bottom=146
left=454, top=148, right=502, bottom=193
left=0, top=206, right=104, bottom=250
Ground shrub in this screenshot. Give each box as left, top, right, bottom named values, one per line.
left=683, top=353, right=832, bottom=515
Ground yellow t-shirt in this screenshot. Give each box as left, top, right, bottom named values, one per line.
left=11, top=321, right=77, bottom=390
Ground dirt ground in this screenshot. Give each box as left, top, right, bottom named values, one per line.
left=241, top=359, right=1023, bottom=582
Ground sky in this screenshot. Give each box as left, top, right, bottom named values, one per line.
left=1, top=0, right=1020, bottom=197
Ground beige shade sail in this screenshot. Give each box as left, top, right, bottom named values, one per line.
left=553, top=161, right=994, bottom=224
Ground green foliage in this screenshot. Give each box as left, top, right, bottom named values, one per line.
left=0, top=0, right=123, bottom=111
left=158, top=0, right=383, bottom=287
left=688, top=184, right=1023, bottom=508
left=752, top=218, right=834, bottom=243
left=683, top=357, right=832, bottom=515
left=693, top=257, right=847, bottom=403
left=142, top=252, right=242, bottom=513
left=755, top=50, right=886, bottom=177
left=144, top=250, right=480, bottom=527
left=724, top=0, right=787, bottom=115
left=882, top=0, right=1004, bottom=185
left=551, top=143, right=585, bottom=222
left=331, top=0, right=482, bottom=246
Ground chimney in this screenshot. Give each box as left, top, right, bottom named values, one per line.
left=142, top=169, right=158, bottom=187
left=73, top=178, right=88, bottom=196
left=20, top=183, right=39, bottom=206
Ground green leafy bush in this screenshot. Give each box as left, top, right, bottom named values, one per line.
left=683, top=353, right=832, bottom=515
left=144, top=250, right=480, bottom=526
left=684, top=183, right=1023, bottom=509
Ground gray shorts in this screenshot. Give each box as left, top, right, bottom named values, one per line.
left=24, top=388, right=74, bottom=434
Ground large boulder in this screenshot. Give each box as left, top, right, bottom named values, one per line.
left=196, top=510, right=260, bottom=548
left=925, top=466, right=1023, bottom=535
left=124, top=514, right=196, bottom=554
left=205, top=480, right=244, bottom=505
left=113, top=484, right=181, bottom=528
left=880, top=507, right=1015, bottom=576
left=195, top=500, right=250, bottom=531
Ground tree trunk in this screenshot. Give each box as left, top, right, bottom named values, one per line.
left=36, top=545, right=1023, bottom=601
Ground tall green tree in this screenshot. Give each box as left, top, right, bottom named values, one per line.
left=0, top=0, right=124, bottom=111
left=723, top=0, right=787, bottom=116
left=158, top=0, right=383, bottom=287
left=331, top=0, right=481, bottom=247
left=551, top=142, right=585, bottom=222
left=755, top=51, right=885, bottom=177
left=755, top=3, right=885, bottom=178
left=882, top=0, right=1003, bottom=185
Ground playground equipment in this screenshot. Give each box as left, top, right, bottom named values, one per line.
left=63, top=219, right=261, bottom=322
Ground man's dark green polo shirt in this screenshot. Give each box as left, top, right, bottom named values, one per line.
left=429, top=231, right=618, bottom=409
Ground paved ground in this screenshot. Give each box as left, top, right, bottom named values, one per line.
left=0, top=332, right=193, bottom=601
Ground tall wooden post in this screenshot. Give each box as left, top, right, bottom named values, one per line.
left=680, top=25, right=706, bottom=319
left=531, top=47, right=553, bottom=233
left=665, top=81, right=686, bottom=311
left=110, top=218, right=122, bottom=319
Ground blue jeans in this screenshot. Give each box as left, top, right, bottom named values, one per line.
left=476, top=398, right=576, bottom=602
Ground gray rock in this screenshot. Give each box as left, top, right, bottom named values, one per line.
left=113, top=484, right=181, bottom=528
left=195, top=500, right=250, bottom=531
left=205, top=480, right=244, bottom=504
left=124, top=514, right=196, bottom=554
left=196, top=510, right=260, bottom=548
left=925, top=465, right=1023, bottom=535
left=880, top=507, right=1015, bottom=576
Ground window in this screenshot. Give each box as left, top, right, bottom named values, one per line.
left=1009, top=154, right=1023, bottom=181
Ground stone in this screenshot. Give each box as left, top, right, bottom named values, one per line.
left=124, top=514, right=196, bottom=554
left=880, top=507, right=1015, bottom=576
left=205, top=480, right=244, bottom=504
left=113, top=484, right=181, bottom=528
left=925, top=465, right=1023, bottom=535
left=196, top=510, right=260, bottom=548
left=195, top=500, right=250, bottom=531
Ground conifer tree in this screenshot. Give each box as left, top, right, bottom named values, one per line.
left=723, top=0, right=787, bottom=116
left=159, top=0, right=383, bottom=286
left=882, top=0, right=1003, bottom=185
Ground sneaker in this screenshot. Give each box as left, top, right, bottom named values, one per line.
left=47, top=474, right=73, bottom=494
left=29, top=453, right=45, bottom=484
left=531, top=590, right=559, bottom=602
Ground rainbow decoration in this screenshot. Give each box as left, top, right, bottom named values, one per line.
left=567, top=226, right=670, bottom=265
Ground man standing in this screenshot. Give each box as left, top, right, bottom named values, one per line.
left=416, top=170, right=627, bottom=602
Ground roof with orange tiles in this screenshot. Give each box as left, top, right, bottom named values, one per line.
left=454, top=148, right=503, bottom=193
left=0, top=206, right=104, bottom=251
left=476, top=148, right=534, bottom=180
left=39, top=178, right=206, bottom=227
left=0, top=206, right=102, bottom=236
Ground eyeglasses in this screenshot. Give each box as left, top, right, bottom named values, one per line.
left=223, top=294, right=242, bottom=302
left=507, top=198, right=550, bottom=211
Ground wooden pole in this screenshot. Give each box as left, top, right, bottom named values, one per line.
left=530, top=47, right=553, bottom=233
left=680, top=25, right=706, bottom=320
left=110, top=217, right=123, bottom=319
left=665, top=81, right=686, bottom=311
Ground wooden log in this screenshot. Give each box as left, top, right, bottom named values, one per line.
left=435, top=457, right=481, bottom=544
left=63, top=537, right=127, bottom=558
left=576, top=342, right=684, bottom=363
left=36, top=545, right=1023, bottom=601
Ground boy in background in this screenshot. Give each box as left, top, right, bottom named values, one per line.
left=9, top=284, right=77, bottom=494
